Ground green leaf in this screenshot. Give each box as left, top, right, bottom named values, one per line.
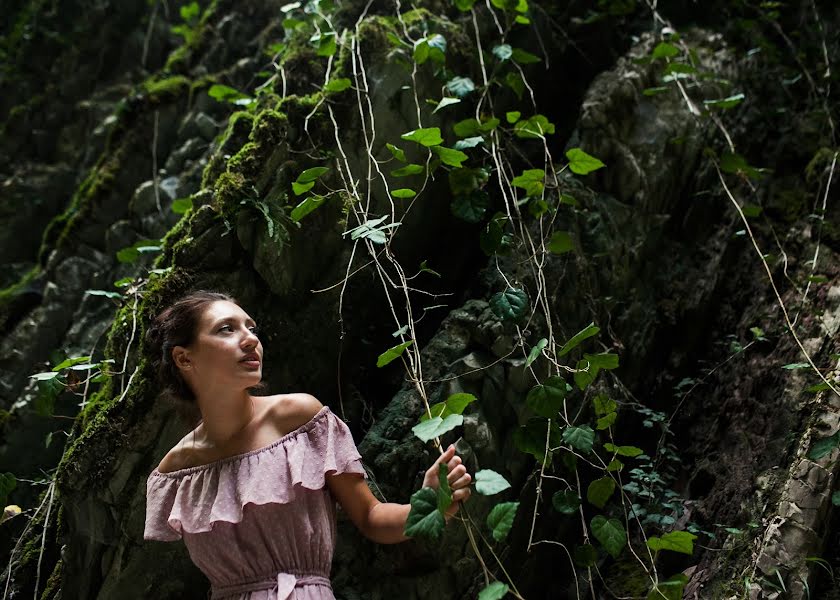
left=451, top=191, right=489, bottom=223
left=490, top=287, right=528, bottom=321
left=391, top=164, right=425, bottom=177
left=401, top=127, right=443, bottom=147
left=704, top=93, right=745, bottom=110
left=30, top=371, right=60, bottom=381
left=404, top=487, right=445, bottom=541
left=561, top=425, right=595, bottom=453
left=591, top=515, right=626, bottom=558
left=574, top=358, right=597, bottom=390
left=412, top=414, right=464, bottom=442
left=782, top=363, right=810, bottom=370
left=807, top=432, right=840, bottom=460
left=433, top=97, right=461, bottom=113
left=593, top=394, right=617, bottom=416
left=208, top=84, right=251, bottom=104
left=606, top=458, right=624, bottom=471
left=296, top=166, right=329, bottom=183
left=292, top=181, right=314, bottom=196
left=487, top=502, right=519, bottom=542
left=511, top=48, right=541, bottom=64
left=506, top=111, right=521, bottom=123
left=432, top=146, right=468, bottom=168
left=448, top=167, right=488, bottom=194
left=647, top=530, right=697, bottom=555
left=652, top=42, right=679, bottom=59
left=526, top=376, right=566, bottom=418
left=324, top=78, right=352, bottom=93
left=180, top=1, right=200, bottom=21
left=386, top=143, right=407, bottom=162
left=391, top=188, right=416, bottom=199
left=446, top=76, right=476, bottom=98
left=574, top=544, right=597, bottom=567
left=514, top=115, right=555, bottom=139
left=454, top=136, right=484, bottom=150
left=643, top=86, right=669, bottom=96
left=493, top=44, right=513, bottom=60
left=646, top=574, right=689, bottom=600
left=437, top=463, right=452, bottom=514
left=511, top=168, right=545, bottom=196
left=505, top=71, right=525, bottom=98
left=587, top=477, right=616, bottom=508
left=52, top=356, right=93, bottom=371
left=584, top=352, right=619, bottom=370
left=566, top=148, right=605, bottom=175
left=290, top=195, right=327, bottom=222
left=558, top=323, right=600, bottom=356
left=514, top=418, right=561, bottom=463
left=475, top=469, right=512, bottom=495
left=314, top=31, right=337, bottom=57
left=376, top=340, right=414, bottom=367
left=548, top=231, right=573, bottom=254
left=720, top=152, right=763, bottom=180
left=604, top=443, right=643, bottom=457
left=832, top=491, right=840, bottom=506
left=445, top=392, right=477, bottom=415
left=597, top=412, right=617, bottom=430
left=478, top=582, right=509, bottom=600
left=171, top=197, right=193, bottom=214
left=552, top=490, right=580, bottom=515
left=525, top=338, right=548, bottom=367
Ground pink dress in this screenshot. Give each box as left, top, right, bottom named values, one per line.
left=144, top=406, right=366, bottom=600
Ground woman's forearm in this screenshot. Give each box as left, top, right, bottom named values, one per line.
left=363, top=501, right=411, bottom=544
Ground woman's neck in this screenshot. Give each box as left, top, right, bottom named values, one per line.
left=194, top=389, right=256, bottom=448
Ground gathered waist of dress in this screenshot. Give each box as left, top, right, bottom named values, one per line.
left=210, top=570, right=332, bottom=600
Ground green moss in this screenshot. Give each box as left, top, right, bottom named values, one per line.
left=0, top=265, right=41, bottom=332
left=227, top=141, right=262, bottom=180
left=162, top=0, right=220, bottom=72
left=201, top=111, right=255, bottom=188
left=141, top=75, right=191, bottom=103
left=39, top=558, right=62, bottom=600
left=250, top=109, right=288, bottom=148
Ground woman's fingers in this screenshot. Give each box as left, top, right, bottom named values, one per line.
left=452, top=487, right=471, bottom=502
left=446, top=464, right=466, bottom=483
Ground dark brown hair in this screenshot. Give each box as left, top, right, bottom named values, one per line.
left=145, top=290, right=236, bottom=426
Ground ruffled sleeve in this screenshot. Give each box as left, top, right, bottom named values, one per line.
left=144, top=406, right=366, bottom=542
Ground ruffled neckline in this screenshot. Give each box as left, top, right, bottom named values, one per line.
left=150, top=405, right=331, bottom=478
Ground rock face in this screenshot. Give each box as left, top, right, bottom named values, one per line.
left=1, top=1, right=839, bottom=599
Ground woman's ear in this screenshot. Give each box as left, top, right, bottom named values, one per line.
left=172, top=346, right=191, bottom=370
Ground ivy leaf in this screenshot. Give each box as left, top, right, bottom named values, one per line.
left=704, top=94, right=744, bottom=110
left=487, top=502, right=519, bottom=542
left=292, top=181, right=314, bottom=196
left=386, top=143, right=407, bottom=162
left=511, top=47, right=541, bottom=64
left=720, top=152, right=763, bottom=180
left=324, top=78, right=352, bottom=93
left=391, top=164, right=425, bottom=177
left=446, top=76, right=476, bottom=98
left=391, top=188, right=416, bottom=199
left=432, top=146, right=468, bottom=168
left=420, top=393, right=477, bottom=422
left=52, top=356, right=93, bottom=371
left=401, top=127, right=443, bottom=147
left=514, top=418, right=561, bottom=463
left=604, top=443, right=643, bottom=457
left=782, top=363, right=810, bottom=370
left=376, top=340, right=414, bottom=367
left=552, top=490, right=580, bottom=515
left=548, top=231, right=573, bottom=254
left=493, top=44, right=513, bottom=60
left=437, top=463, right=452, bottom=514
left=454, top=136, right=484, bottom=150
left=475, top=469, right=512, bottom=495
left=490, top=287, right=528, bottom=321
left=506, top=111, right=521, bottom=123
left=478, top=582, right=509, bottom=600
left=297, top=167, right=329, bottom=183
left=451, top=191, right=489, bottom=223
left=593, top=394, right=616, bottom=416
left=312, top=31, right=337, bottom=57
left=597, top=412, right=617, bottom=430
left=646, top=574, right=689, bottom=600
left=448, top=167, right=488, bottom=194
left=591, top=515, right=626, bottom=559
left=561, top=425, right=595, bottom=453
left=558, top=323, right=600, bottom=356
left=514, top=115, right=555, bottom=139
left=574, top=544, right=597, bottom=568
left=511, top=169, right=545, bottom=196
left=584, top=352, right=619, bottom=370
left=290, top=195, right=327, bottom=222
left=566, top=148, right=605, bottom=175
left=433, top=97, right=461, bottom=113
left=526, top=376, right=566, bottom=418
left=587, top=477, right=616, bottom=508
left=208, top=84, right=251, bottom=104
left=652, top=42, right=679, bottom=59
left=412, top=414, right=464, bottom=442
left=574, top=358, right=597, bottom=390
left=525, top=338, right=548, bottom=367
left=404, top=487, right=445, bottom=541
left=647, top=531, right=697, bottom=555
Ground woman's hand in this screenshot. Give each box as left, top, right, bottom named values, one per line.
left=421, top=444, right=472, bottom=521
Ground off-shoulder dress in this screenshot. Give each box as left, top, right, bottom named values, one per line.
left=144, top=406, right=367, bottom=600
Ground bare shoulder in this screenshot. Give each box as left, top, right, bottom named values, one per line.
left=156, top=442, right=193, bottom=474
left=265, top=393, right=324, bottom=434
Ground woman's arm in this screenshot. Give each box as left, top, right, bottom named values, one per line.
left=327, top=445, right=472, bottom=544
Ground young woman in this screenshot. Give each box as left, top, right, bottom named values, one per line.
left=143, top=291, right=471, bottom=599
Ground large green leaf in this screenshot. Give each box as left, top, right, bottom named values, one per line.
left=561, top=425, right=595, bottom=453
left=526, top=376, right=566, bottom=418
left=446, top=76, right=476, bottom=98
left=587, top=477, right=616, bottom=508
left=574, top=544, right=597, bottom=567
left=558, top=323, right=600, bottom=356
left=490, top=287, right=528, bottom=321
left=478, top=582, right=510, bottom=600
left=404, top=487, right=445, bottom=541
left=437, top=463, right=452, bottom=514
left=511, top=169, right=545, bottom=197
left=432, top=146, right=468, bottom=167
left=290, top=195, right=327, bottom=222
left=391, top=188, right=416, bottom=199
left=411, top=414, right=464, bottom=442
left=566, top=148, right=605, bottom=175
left=376, top=340, right=414, bottom=367
left=487, top=501, right=519, bottom=542
left=514, top=114, right=555, bottom=139
left=420, top=393, right=477, bottom=422
left=475, top=469, right=512, bottom=495
left=401, top=127, right=443, bottom=147
left=552, top=490, right=580, bottom=515
left=604, top=443, right=643, bottom=457
left=591, top=515, right=626, bottom=559
left=386, top=143, right=407, bottom=162
left=513, top=418, right=561, bottom=463
left=647, top=530, right=697, bottom=555
left=584, top=352, right=619, bottom=369
left=391, top=164, right=425, bottom=177
left=296, top=167, right=329, bottom=183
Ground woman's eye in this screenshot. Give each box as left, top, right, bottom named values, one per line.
left=218, top=324, right=233, bottom=332
left=248, top=326, right=259, bottom=335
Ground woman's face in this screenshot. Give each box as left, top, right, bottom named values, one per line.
left=173, top=300, right=263, bottom=391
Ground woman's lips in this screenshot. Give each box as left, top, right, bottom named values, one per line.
left=241, top=360, right=261, bottom=369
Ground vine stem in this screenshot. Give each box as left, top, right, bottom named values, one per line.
left=33, top=481, right=55, bottom=600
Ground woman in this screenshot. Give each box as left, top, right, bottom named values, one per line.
left=143, top=291, right=471, bottom=599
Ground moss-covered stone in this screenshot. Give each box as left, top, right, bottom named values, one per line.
left=141, top=75, right=191, bottom=104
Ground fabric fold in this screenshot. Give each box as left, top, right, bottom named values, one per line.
left=144, top=406, right=366, bottom=541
